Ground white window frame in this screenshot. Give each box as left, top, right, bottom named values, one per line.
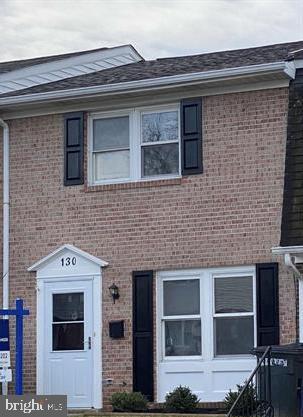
left=88, top=104, right=181, bottom=186
left=140, top=107, right=181, bottom=179
left=157, top=266, right=256, bottom=363
left=212, top=271, right=257, bottom=359
left=160, top=274, right=203, bottom=361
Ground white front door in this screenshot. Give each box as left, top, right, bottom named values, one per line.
left=44, top=279, right=93, bottom=408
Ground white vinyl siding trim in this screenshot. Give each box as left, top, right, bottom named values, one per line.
left=88, top=104, right=181, bottom=186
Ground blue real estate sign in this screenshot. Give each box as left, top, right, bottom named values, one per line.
left=0, top=319, right=10, bottom=351
left=0, top=319, right=12, bottom=382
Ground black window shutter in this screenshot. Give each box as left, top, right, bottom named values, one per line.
left=181, top=97, right=203, bottom=175
left=64, top=112, right=84, bottom=186
left=256, top=263, right=279, bottom=346
left=133, top=271, right=153, bottom=400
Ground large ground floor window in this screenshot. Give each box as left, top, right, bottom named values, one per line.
left=158, top=266, right=256, bottom=361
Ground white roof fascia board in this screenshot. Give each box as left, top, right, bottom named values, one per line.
left=0, top=78, right=290, bottom=120
left=0, top=61, right=294, bottom=106
left=28, top=243, right=108, bottom=271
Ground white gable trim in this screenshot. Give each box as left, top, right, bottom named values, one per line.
left=28, top=244, right=108, bottom=272
left=0, top=45, right=142, bottom=94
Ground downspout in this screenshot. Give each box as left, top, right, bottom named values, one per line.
left=0, top=118, right=9, bottom=395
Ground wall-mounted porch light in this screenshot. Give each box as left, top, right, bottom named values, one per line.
left=109, top=283, right=119, bottom=303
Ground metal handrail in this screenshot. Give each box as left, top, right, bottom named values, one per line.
left=227, top=346, right=272, bottom=417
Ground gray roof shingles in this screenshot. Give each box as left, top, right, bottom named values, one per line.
left=1, top=40, right=303, bottom=98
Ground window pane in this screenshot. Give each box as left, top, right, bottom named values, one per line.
left=215, top=316, right=254, bottom=355
left=94, top=150, right=130, bottom=180
left=93, top=117, right=129, bottom=151
left=142, top=111, right=178, bottom=143
left=53, top=293, right=84, bottom=322
left=142, top=143, right=179, bottom=177
left=165, top=320, right=201, bottom=356
left=164, top=280, right=200, bottom=316
left=53, top=323, right=84, bottom=351
left=215, top=276, right=253, bottom=313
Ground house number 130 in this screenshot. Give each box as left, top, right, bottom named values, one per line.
left=61, top=257, right=77, bottom=266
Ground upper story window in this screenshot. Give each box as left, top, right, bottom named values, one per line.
left=89, top=105, right=180, bottom=185
left=141, top=110, right=179, bottom=177
left=64, top=98, right=202, bottom=187
left=93, top=115, right=130, bottom=181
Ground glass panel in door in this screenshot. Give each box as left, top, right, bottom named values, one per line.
left=52, top=292, right=84, bottom=351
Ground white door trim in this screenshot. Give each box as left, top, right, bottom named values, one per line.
left=36, top=274, right=102, bottom=408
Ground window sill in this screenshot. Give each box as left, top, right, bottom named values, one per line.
left=84, top=177, right=182, bottom=192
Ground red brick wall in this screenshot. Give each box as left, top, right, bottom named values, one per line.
left=0, top=87, right=296, bottom=407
